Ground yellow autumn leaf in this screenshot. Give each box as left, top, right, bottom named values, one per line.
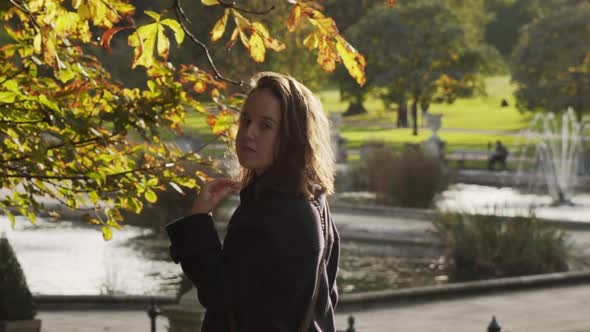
left=249, top=33, right=266, bottom=62
left=303, top=31, right=319, bottom=50
left=252, top=22, right=269, bottom=38
left=226, top=27, right=239, bottom=49
left=128, top=23, right=158, bottom=68
left=264, top=37, right=286, bottom=52
left=211, top=9, right=229, bottom=42
left=202, top=0, right=220, bottom=5
left=232, top=10, right=250, bottom=30
left=308, top=16, right=339, bottom=36
left=252, top=22, right=285, bottom=52
left=102, top=225, right=113, bottom=241
left=336, top=37, right=366, bottom=86
left=161, top=19, right=185, bottom=44
left=157, top=26, right=169, bottom=59
left=317, top=38, right=337, bottom=72
left=287, top=4, right=302, bottom=32
left=194, top=81, right=206, bottom=93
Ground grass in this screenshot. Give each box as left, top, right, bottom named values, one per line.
left=178, top=76, right=533, bottom=160
left=318, top=76, right=533, bottom=131
left=341, top=126, right=520, bottom=150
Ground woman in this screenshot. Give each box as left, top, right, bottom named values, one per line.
left=166, top=72, right=340, bottom=331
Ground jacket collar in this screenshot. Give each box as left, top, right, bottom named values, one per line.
left=239, top=172, right=323, bottom=203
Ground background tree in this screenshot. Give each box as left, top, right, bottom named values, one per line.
left=0, top=0, right=368, bottom=238
left=511, top=1, right=590, bottom=121
left=324, top=0, right=382, bottom=116
left=347, top=0, right=492, bottom=135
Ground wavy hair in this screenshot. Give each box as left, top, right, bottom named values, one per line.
left=239, top=72, right=335, bottom=198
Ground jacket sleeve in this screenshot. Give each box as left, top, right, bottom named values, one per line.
left=166, top=214, right=226, bottom=310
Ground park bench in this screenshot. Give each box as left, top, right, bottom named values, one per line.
left=446, top=148, right=537, bottom=168
left=446, top=149, right=491, bottom=165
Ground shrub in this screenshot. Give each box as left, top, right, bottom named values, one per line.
left=0, top=235, right=37, bottom=320
left=365, top=147, right=448, bottom=208
left=432, top=212, right=572, bottom=281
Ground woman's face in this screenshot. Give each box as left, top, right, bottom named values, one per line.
left=235, top=89, right=282, bottom=175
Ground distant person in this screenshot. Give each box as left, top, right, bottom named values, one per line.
left=488, top=140, right=509, bottom=170
left=501, top=99, right=509, bottom=107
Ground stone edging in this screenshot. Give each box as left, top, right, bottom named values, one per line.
left=337, top=270, right=590, bottom=312
left=34, top=295, right=176, bottom=311
left=34, top=271, right=590, bottom=312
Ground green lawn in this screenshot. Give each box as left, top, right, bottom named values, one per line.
left=340, top=126, right=521, bottom=150
left=318, top=76, right=533, bottom=131
left=179, top=76, right=532, bottom=160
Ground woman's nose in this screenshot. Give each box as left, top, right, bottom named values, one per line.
left=245, top=122, right=257, bottom=138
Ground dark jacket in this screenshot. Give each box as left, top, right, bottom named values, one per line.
left=166, top=180, right=340, bottom=332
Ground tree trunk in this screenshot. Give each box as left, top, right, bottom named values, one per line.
left=420, top=99, right=430, bottom=128
left=411, top=96, right=419, bottom=136
left=397, top=96, right=408, bottom=128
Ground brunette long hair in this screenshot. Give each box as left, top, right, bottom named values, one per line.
left=239, top=72, right=335, bottom=198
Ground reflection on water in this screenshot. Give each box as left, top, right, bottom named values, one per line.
left=2, top=214, right=445, bottom=296
left=437, top=184, right=590, bottom=222
left=1, top=215, right=180, bottom=296
left=338, top=242, right=446, bottom=293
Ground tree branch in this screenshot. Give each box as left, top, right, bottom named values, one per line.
left=172, top=0, right=243, bottom=86
left=0, top=119, right=48, bottom=125
left=0, top=173, right=89, bottom=180
left=0, top=133, right=123, bottom=164
left=8, top=0, right=41, bottom=32
left=218, top=0, right=275, bottom=15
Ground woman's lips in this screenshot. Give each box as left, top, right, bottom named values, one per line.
left=240, top=145, right=256, bottom=153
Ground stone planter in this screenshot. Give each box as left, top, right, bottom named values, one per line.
left=0, top=319, right=42, bottom=332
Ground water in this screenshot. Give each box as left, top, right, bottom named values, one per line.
left=515, top=108, right=590, bottom=204
left=2, top=213, right=441, bottom=296
left=438, top=183, right=590, bottom=222
left=1, top=216, right=181, bottom=296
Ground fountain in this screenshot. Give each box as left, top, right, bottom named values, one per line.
left=515, top=108, right=590, bottom=205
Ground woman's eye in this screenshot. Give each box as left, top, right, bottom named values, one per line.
left=261, top=122, right=272, bottom=130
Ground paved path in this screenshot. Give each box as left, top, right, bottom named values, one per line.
left=333, top=283, right=590, bottom=332
left=37, top=283, right=590, bottom=331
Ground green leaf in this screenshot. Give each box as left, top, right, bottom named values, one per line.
left=102, top=225, right=113, bottom=241
left=144, top=10, right=160, bottom=22
left=38, top=94, right=60, bottom=112
left=144, top=189, right=157, bottom=203
left=57, top=68, right=76, bottom=83
left=27, top=212, right=37, bottom=225
left=128, top=23, right=159, bottom=68
left=156, top=26, right=170, bottom=59
left=7, top=212, right=15, bottom=229
left=161, top=19, right=185, bottom=45
left=0, top=92, right=17, bottom=103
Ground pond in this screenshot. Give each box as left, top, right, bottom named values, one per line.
left=2, top=215, right=444, bottom=296
left=437, top=183, right=590, bottom=222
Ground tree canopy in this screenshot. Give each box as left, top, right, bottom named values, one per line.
left=346, top=0, right=492, bottom=135
left=511, top=1, right=590, bottom=120
left=0, top=0, right=373, bottom=239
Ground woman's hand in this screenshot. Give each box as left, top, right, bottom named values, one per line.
left=190, top=178, right=242, bottom=215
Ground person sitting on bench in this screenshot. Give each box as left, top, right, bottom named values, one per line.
left=488, top=140, right=509, bottom=170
